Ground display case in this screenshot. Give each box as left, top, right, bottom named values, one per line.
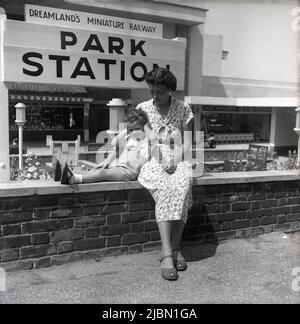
left=9, top=98, right=84, bottom=142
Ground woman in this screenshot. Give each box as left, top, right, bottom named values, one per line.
left=136, top=68, right=194, bottom=281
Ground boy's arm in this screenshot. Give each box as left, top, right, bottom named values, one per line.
left=95, top=150, right=117, bottom=168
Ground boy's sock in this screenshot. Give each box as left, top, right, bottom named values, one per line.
left=71, top=173, right=83, bottom=184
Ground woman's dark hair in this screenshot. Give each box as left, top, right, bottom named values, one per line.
left=124, top=108, right=148, bottom=125
left=144, top=67, right=177, bottom=91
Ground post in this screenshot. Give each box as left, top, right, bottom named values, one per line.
left=15, top=103, right=27, bottom=170
left=0, top=9, right=10, bottom=182
left=18, top=124, right=23, bottom=169
left=294, top=107, right=300, bottom=165
left=107, top=98, right=127, bottom=135
left=83, top=102, right=90, bottom=143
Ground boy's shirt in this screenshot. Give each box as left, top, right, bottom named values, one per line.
left=110, top=131, right=149, bottom=172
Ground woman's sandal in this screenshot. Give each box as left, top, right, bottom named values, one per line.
left=160, top=255, right=178, bottom=281
left=60, top=163, right=74, bottom=185
left=173, top=249, right=187, bottom=271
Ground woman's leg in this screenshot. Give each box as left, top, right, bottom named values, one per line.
left=171, top=220, right=185, bottom=251
left=158, top=221, right=174, bottom=268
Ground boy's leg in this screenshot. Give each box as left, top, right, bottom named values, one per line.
left=81, top=167, right=132, bottom=183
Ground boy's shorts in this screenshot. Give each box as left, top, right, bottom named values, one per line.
left=108, top=166, right=138, bottom=182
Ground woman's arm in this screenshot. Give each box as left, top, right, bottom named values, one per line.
left=164, top=121, right=193, bottom=174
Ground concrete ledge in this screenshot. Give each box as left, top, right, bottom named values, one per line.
left=0, top=170, right=299, bottom=198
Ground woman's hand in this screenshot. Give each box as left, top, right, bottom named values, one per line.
left=164, top=162, right=177, bottom=174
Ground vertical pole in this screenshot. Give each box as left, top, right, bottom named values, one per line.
left=83, top=102, right=90, bottom=143
left=0, top=10, right=10, bottom=182
left=18, top=125, right=23, bottom=170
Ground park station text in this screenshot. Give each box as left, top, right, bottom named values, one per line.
left=22, top=31, right=169, bottom=82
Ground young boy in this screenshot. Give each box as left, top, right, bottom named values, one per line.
left=54, top=109, right=149, bottom=184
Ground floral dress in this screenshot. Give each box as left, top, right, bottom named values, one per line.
left=136, top=97, right=194, bottom=224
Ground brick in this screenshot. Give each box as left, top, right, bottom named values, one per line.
left=278, top=199, right=287, bottom=207
left=0, top=235, right=31, bottom=249
left=215, top=231, right=236, bottom=241
left=106, top=236, right=121, bottom=247
left=260, top=208, right=274, bottom=216
left=100, top=225, right=130, bottom=235
left=22, top=219, right=74, bottom=234
left=287, top=214, right=300, bottom=222
left=232, top=202, right=251, bottom=211
left=50, top=209, right=72, bottom=218
left=33, top=257, right=51, bottom=269
left=232, top=220, right=251, bottom=229
left=221, top=222, right=231, bottom=231
left=277, top=215, right=287, bottom=224
left=101, top=203, right=127, bottom=215
left=75, top=238, right=105, bottom=251
left=50, top=229, right=84, bottom=243
left=246, top=210, right=263, bottom=219
left=143, top=202, right=155, bottom=210
left=0, top=260, right=33, bottom=272
left=127, top=202, right=144, bottom=212
left=107, top=214, right=121, bottom=225
left=126, top=189, right=152, bottom=201
left=237, top=194, right=247, bottom=202
left=128, top=244, right=142, bottom=253
left=216, top=213, right=237, bottom=222
left=248, top=192, right=266, bottom=201
left=76, top=193, right=106, bottom=204
left=221, top=204, right=231, bottom=213
left=150, top=231, right=161, bottom=241
left=251, top=219, right=260, bottom=227
left=131, top=223, right=144, bottom=233
left=47, top=244, right=57, bottom=255
left=57, top=195, right=77, bottom=207
left=0, top=249, right=19, bottom=262
left=144, top=221, right=158, bottom=232
left=85, top=227, right=99, bottom=238
left=58, top=242, right=74, bottom=254
left=20, top=245, right=49, bottom=259
left=32, top=233, right=49, bottom=245
left=261, top=200, right=278, bottom=208
left=122, top=233, right=150, bottom=245
left=34, top=209, right=51, bottom=220
left=217, top=195, right=234, bottom=203
left=207, top=204, right=221, bottom=214
left=274, top=224, right=290, bottom=231
left=287, top=197, right=300, bottom=205
left=0, top=211, right=33, bottom=225
left=263, top=225, right=274, bottom=234
left=75, top=216, right=106, bottom=228
left=251, top=201, right=261, bottom=210
left=273, top=207, right=290, bottom=216
left=84, top=206, right=101, bottom=216
left=122, top=211, right=149, bottom=224
left=2, top=224, right=21, bottom=236
left=291, top=206, right=300, bottom=214
left=143, top=241, right=161, bottom=251
left=51, top=208, right=83, bottom=218
left=260, top=216, right=277, bottom=225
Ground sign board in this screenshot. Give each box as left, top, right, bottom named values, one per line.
left=3, top=20, right=185, bottom=90
left=25, top=4, right=163, bottom=39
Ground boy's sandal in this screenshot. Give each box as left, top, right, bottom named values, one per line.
left=52, top=158, right=62, bottom=181
left=160, top=255, right=178, bottom=281
left=60, top=163, right=74, bottom=185
left=173, top=249, right=187, bottom=271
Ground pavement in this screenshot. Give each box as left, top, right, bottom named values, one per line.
left=0, top=231, right=299, bottom=304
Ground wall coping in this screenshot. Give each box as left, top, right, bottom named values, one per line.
left=0, top=170, right=299, bottom=198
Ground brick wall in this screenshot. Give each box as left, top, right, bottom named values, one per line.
left=1, top=180, right=300, bottom=271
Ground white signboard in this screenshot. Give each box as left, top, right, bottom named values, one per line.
left=3, top=20, right=185, bottom=90
left=25, top=4, right=163, bottom=39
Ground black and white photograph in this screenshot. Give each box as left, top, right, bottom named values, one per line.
left=0, top=0, right=299, bottom=306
